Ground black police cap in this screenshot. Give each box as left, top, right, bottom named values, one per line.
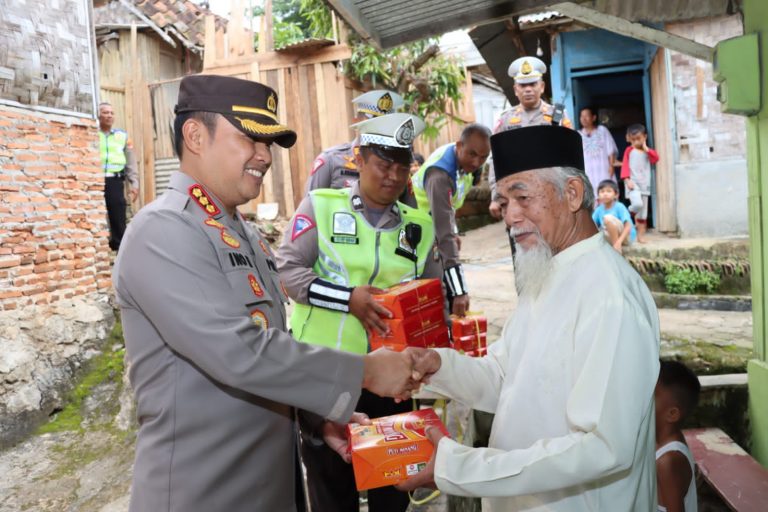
left=175, top=75, right=297, bottom=148
left=490, top=125, right=584, bottom=182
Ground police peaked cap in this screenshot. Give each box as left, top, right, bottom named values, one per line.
left=490, top=125, right=585, bottom=182
left=175, top=75, right=297, bottom=148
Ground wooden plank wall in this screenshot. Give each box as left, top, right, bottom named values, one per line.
left=142, top=63, right=474, bottom=217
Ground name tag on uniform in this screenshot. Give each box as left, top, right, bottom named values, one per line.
left=332, top=235, right=359, bottom=244
left=228, top=251, right=255, bottom=269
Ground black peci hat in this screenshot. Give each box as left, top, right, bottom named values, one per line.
left=175, top=75, right=297, bottom=148
left=490, top=125, right=584, bottom=182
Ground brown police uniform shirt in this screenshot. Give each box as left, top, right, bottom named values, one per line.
left=305, top=139, right=361, bottom=193
left=423, top=168, right=462, bottom=270
left=489, top=101, right=573, bottom=199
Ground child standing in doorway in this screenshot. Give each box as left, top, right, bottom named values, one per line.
left=655, top=360, right=701, bottom=512
left=620, top=123, right=658, bottom=243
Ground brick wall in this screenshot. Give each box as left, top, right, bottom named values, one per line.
left=0, top=105, right=110, bottom=311
left=667, top=15, right=746, bottom=163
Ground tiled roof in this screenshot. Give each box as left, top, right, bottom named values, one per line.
left=134, top=0, right=226, bottom=46
left=95, top=0, right=226, bottom=49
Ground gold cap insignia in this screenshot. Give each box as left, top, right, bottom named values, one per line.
left=267, top=93, right=277, bottom=113
left=377, top=93, right=393, bottom=113
left=521, top=60, right=533, bottom=75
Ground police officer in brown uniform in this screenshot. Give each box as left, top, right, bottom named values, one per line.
left=113, top=75, right=421, bottom=512
left=488, top=56, right=574, bottom=219
left=306, top=90, right=405, bottom=192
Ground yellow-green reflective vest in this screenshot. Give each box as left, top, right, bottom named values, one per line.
left=99, top=130, right=128, bottom=174
left=412, top=143, right=474, bottom=212
left=290, top=188, right=435, bottom=354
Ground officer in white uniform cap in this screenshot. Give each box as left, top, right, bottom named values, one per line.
left=277, top=111, right=438, bottom=512
left=306, top=90, right=405, bottom=192
left=488, top=56, right=574, bottom=243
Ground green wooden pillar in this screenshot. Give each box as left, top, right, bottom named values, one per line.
left=741, top=0, right=768, bottom=466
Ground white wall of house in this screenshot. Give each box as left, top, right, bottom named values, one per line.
left=666, top=15, right=748, bottom=237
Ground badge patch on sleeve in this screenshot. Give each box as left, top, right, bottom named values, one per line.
left=248, top=274, right=264, bottom=297
left=291, top=214, right=315, bottom=241
left=310, top=157, right=325, bottom=175
left=221, top=230, right=241, bottom=248
left=250, top=309, right=269, bottom=329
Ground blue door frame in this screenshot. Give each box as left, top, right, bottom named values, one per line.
left=551, top=28, right=658, bottom=222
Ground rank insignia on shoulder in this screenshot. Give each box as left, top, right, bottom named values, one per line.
left=189, top=184, right=221, bottom=216
left=248, top=274, right=264, bottom=297
left=333, top=212, right=357, bottom=236
left=509, top=117, right=521, bottom=124
left=221, top=230, right=241, bottom=248
left=204, top=218, right=226, bottom=230
left=543, top=115, right=553, bottom=123
left=343, top=155, right=357, bottom=170
left=291, top=214, right=315, bottom=241
left=250, top=309, right=269, bottom=329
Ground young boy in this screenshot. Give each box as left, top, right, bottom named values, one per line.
left=620, top=123, right=659, bottom=243
left=655, top=360, right=701, bottom=512
left=592, top=179, right=635, bottom=254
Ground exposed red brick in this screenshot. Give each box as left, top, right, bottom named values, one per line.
left=0, top=257, right=21, bottom=268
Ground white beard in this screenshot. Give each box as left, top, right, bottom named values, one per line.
left=512, top=232, right=553, bottom=299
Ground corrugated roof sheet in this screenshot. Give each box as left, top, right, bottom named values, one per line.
left=327, top=0, right=740, bottom=49
left=518, top=11, right=562, bottom=25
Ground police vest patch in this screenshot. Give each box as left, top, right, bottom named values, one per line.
left=333, top=212, right=357, bottom=236
left=291, top=214, right=315, bottom=241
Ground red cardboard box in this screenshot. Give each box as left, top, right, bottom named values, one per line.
left=348, top=408, right=449, bottom=491
left=372, top=279, right=444, bottom=317
left=451, top=314, right=488, bottom=340
left=370, top=304, right=449, bottom=351
left=456, top=332, right=487, bottom=353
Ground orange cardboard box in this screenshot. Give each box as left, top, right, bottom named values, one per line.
left=370, top=304, right=449, bottom=351
left=373, top=279, right=444, bottom=317
left=348, top=409, right=449, bottom=491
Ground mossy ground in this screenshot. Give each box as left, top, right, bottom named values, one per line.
left=36, top=318, right=126, bottom=435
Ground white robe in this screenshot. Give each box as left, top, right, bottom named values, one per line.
left=428, top=233, right=660, bottom=511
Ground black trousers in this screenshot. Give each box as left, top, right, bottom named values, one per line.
left=105, top=175, right=127, bottom=251
left=300, top=389, right=411, bottom=512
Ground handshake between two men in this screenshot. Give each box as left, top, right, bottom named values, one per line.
left=321, top=346, right=447, bottom=491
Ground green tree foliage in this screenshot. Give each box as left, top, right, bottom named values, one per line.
left=252, top=0, right=466, bottom=138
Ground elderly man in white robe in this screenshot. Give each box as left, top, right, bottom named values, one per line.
left=398, top=125, right=660, bottom=511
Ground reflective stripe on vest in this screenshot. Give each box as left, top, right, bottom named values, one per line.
left=99, top=130, right=128, bottom=174
left=290, top=188, right=435, bottom=354
left=412, top=143, right=474, bottom=212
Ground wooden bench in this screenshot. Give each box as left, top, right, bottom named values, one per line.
left=683, top=427, right=768, bottom=511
